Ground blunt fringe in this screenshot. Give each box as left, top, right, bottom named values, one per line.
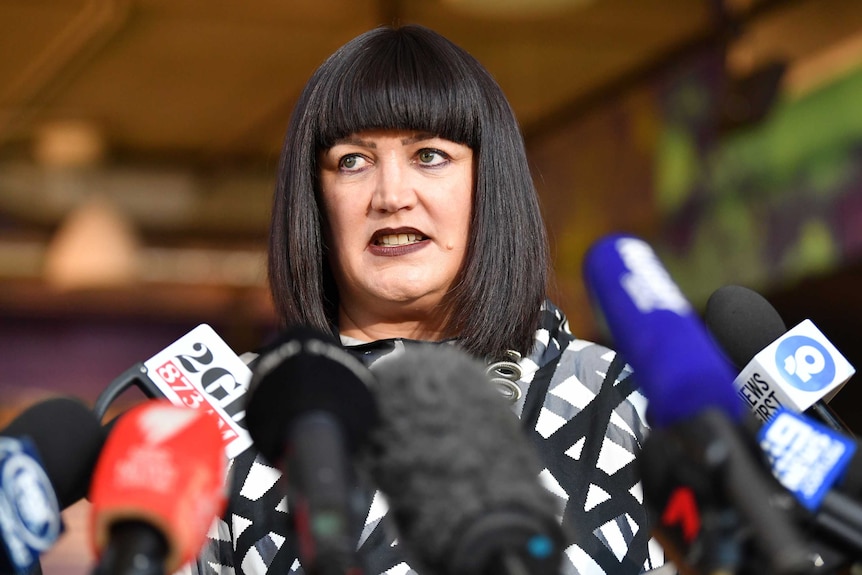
left=269, top=24, right=550, bottom=361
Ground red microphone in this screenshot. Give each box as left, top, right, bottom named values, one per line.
left=89, top=400, right=227, bottom=575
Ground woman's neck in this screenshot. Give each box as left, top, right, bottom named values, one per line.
left=337, top=305, right=453, bottom=343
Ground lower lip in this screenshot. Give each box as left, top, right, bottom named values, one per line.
left=367, top=239, right=429, bottom=257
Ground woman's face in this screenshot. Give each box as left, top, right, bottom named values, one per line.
left=318, top=128, right=474, bottom=340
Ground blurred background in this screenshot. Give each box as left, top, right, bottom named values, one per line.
left=2, top=0, right=862, bottom=572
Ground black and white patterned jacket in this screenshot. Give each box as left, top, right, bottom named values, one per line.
left=191, top=301, right=664, bottom=575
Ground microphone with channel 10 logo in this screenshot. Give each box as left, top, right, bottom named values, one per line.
left=733, top=318, right=855, bottom=428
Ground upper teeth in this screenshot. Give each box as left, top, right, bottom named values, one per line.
left=378, top=233, right=421, bottom=246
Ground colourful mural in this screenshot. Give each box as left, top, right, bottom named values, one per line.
left=656, top=55, right=862, bottom=304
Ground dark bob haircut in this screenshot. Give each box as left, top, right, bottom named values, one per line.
left=268, top=24, right=550, bottom=360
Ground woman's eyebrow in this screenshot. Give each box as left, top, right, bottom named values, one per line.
left=401, top=132, right=435, bottom=144
left=334, top=136, right=376, bottom=147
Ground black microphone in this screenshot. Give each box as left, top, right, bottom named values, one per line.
left=698, top=287, right=862, bottom=567
left=0, top=397, right=105, bottom=574
left=362, top=343, right=566, bottom=575
left=704, top=284, right=853, bottom=433
left=245, top=326, right=380, bottom=575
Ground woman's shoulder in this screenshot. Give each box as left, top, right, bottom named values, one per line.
left=516, top=302, right=664, bottom=573
left=526, top=299, right=625, bottom=382
left=518, top=298, right=649, bottom=441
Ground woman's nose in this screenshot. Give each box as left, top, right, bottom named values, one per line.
left=371, top=158, right=417, bottom=213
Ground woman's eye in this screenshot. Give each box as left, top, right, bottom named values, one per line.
left=339, top=154, right=364, bottom=170
left=417, top=149, right=447, bottom=165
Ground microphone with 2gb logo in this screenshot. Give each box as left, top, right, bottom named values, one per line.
left=96, top=324, right=254, bottom=459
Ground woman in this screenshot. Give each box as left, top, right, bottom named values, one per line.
left=194, top=24, right=662, bottom=575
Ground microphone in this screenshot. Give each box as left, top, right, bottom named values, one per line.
left=705, top=286, right=862, bottom=563
left=582, top=234, right=742, bottom=428
left=704, top=284, right=855, bottom=431
left=363, top=343, right=566, bottom=575
left=0, top=397, right=105, bottom=574
left=244, top=326, right=380, bottom=575
left=96, top=323, right=254, bottom=459
left=758, top=407, right=862, bottom=559
left=89, top=400, right=227, bottom=575
left=582, top=233, right=814, bottom=575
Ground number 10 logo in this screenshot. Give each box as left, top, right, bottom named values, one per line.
left=775, top=335, right=836, bottom=392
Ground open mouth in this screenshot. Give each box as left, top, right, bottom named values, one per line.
left=374, top=232, right=427, bottom=247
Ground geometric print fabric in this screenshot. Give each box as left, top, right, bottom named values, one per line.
left=191, top=301, right=664, bottom=575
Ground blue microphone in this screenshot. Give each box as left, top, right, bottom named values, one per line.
left=0, top=397, right=105, bottom=574
left=582, top=233, right=814, bottom=575
left=582, top=233, right=742, bottom=428
left=759, top=407, right=862, bottom=554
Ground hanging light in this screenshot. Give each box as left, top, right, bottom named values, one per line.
left=33, top=119, right=106, bottom=169
left=43, top=196, right=140, bottom=290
